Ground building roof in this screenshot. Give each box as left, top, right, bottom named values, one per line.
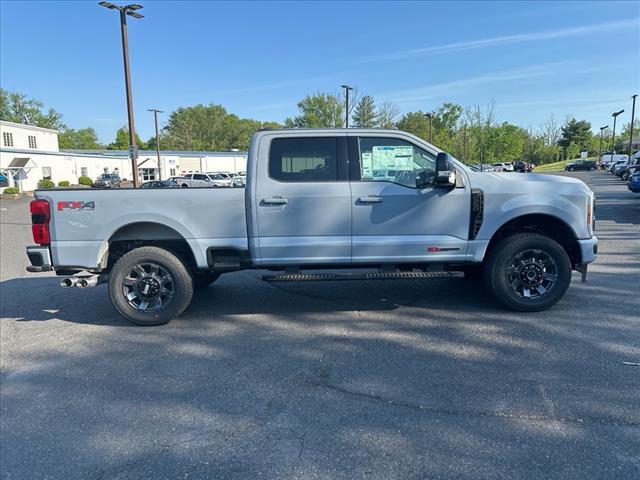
left=0, top=120, right=59, bottom=135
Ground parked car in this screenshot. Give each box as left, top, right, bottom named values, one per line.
left=513, top=161, right=535, bottom=172
left=565, top=160, right=597, bottom=172
left=602, top=154, right=629, bottom=168
left=493, top=162, right=514, bottom=172
left=140, top=179, right=179, bottom=189
left=93, top=173, right=122, bottom=188
left=178, top=173, right=231, bottom=188
left=612, top=161, right=631, bottom=177
left=206, top=172, right=233, bottom=187
left=608, top=160, right=627, bottom=173
left=628, top=171, right=640, bottom=193
left=231, top=175, right=246, bottom=188
left=621, top=163, right=640, bottom=181
left=26, top=128, right=598, bottom=326
left=0, top=173, right=9, bottom=187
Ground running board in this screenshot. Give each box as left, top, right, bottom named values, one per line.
left=263, top=271, right=464, bottom=282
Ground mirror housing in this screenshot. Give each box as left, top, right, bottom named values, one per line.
left=434, top=152, right=456, bottom=187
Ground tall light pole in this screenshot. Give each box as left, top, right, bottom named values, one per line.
left=599, top=125, right=609, bottom=168
left=611, top=109, right=624, bottom=164
left=147, top=109, right=163, bottom=180
left=424, top=112, right=434, bottom=143
left=462, top=123, right=467, bottom=163
left=99, top=2, right=144, bottom=187
left=629, top=94, right=637, bottom=158
left=340, top=84, right=353, bottom=128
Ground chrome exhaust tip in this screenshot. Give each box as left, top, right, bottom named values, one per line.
left=60, top=277, right=77, bottom=288
left=76, top=275, right=106, bottom=289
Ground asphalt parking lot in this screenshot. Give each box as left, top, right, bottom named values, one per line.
left=1, top=171, right=639, bottom=479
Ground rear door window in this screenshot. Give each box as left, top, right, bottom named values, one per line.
left=269, top=137, right=338, bottom=182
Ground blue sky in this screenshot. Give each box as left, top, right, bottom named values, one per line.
left=1, top=0, right=639, bottom=143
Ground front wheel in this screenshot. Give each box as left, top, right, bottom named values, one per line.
left=108, top=246, right=194, bottom=325
left=484, top=233, right=572, bottom=312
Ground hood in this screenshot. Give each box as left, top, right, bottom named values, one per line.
left=468, top=171, right=592, bottom=195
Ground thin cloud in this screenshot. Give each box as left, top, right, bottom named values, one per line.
left=378, top=60, right=594, bottom=104
left=226, top=73, right=347, bottom=94
left=357, top=18, right=640, bottom=63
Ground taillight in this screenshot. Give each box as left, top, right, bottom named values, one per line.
left=30, top=200, right=51, bottom=246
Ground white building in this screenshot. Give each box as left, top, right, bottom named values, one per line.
left=0, top=120, right=247, bottom=191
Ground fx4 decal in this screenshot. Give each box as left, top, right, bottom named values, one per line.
left=57, top=201, right=95, bottom=211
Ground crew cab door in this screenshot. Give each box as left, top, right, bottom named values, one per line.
left=253, top=133, right=351, bottom=265
left=348, top=134, right=470, bottom=263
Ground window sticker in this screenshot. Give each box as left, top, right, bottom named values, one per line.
left=372, top=146, right=414, bottom=171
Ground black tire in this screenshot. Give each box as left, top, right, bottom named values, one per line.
left=108, top=246, right=194, bottom=326
left=484, top=233, right=571, bottom=312
left=181, top=184, right=189, bottom=188
left=193, top=271, right=221, bottom=289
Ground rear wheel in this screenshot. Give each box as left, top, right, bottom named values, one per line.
left=108, top=246, right=193, bottom=326
left=484, top=233, right=571, bottom=312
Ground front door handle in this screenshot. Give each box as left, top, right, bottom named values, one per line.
left=356, top=195, right=383, bottom=204
left=261, top=196, right=288, bottom=205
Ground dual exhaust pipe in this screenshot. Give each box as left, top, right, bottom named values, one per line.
left=60, top=275, right=106, bottom=289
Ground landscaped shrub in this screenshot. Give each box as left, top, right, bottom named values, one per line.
left=2, top=187, right=19, bottom=194
left=78, top=176, right=93, bottom=186
left=38, top=179, right=55, bottom=189
left=58, top=180, right=70, bottom=187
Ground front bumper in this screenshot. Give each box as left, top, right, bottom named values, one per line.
left=577, top=236, right=598, bottom=265
left=26, top=245, right=53, bottom=272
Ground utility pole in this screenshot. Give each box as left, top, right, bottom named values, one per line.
left=599, top=125, right=609, bottom=168
left=629, top=94, right=637, bottom=158
left=424, top=112, right=434, bottom=143
left=611, top=109, right=624, bottom=164
left=99, top=2, right=144, bottom=187
left=147, top=109, right=163, bottom=180
left=340, top=84, right=353, bottom=128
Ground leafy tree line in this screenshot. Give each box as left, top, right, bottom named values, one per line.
left=1, top=88, right=637, bottom=164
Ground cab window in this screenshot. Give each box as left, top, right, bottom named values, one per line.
left=269, top=137, right=338, bottom=182
left=358, top=137, right=436, bottom=188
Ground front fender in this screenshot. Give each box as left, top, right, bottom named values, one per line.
left=478, top=193, right=589, bottom=242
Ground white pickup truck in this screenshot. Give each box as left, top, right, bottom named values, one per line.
left=177, top=172, right=232, bottom=188
left=26, top=128, right=597, bottom=325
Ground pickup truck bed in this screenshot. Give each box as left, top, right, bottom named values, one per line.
left=34, top=187, right=247, bottom=270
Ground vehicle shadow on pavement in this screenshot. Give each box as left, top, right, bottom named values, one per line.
left=2, top=269, right=639, bottom=479
left=0, top=274, right=499, bottom=326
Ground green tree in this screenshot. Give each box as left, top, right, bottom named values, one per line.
left=396, top=111, right=430, bottom=140
left=352, top=95, right=378, bottom=128
left=490, top=123, right=525, bottom=162
left=284, top=92, right=344, bottom=128
left=558, top=118, right=592, bottom=157
left=160, top=103, right=275, bottom=151
left=107, top=126, right=144, bottom=150
left=58, top=128, right=102, bottom=149
left=0, top=88, right=64, bottom=130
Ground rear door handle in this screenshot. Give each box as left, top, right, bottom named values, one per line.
left=261, top=196, right=288, bottom=205
left=356, top=195, right=383, bottom=204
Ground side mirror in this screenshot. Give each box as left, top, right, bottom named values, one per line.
left=435, top=152, right=456, bottom=187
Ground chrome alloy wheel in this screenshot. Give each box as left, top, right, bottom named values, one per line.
left=506, top=249, right=558, bottom=299
left=122, top=262, right=175, bottom=312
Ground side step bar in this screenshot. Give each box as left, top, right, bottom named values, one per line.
left=263, top=271, right=464, bottom=282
